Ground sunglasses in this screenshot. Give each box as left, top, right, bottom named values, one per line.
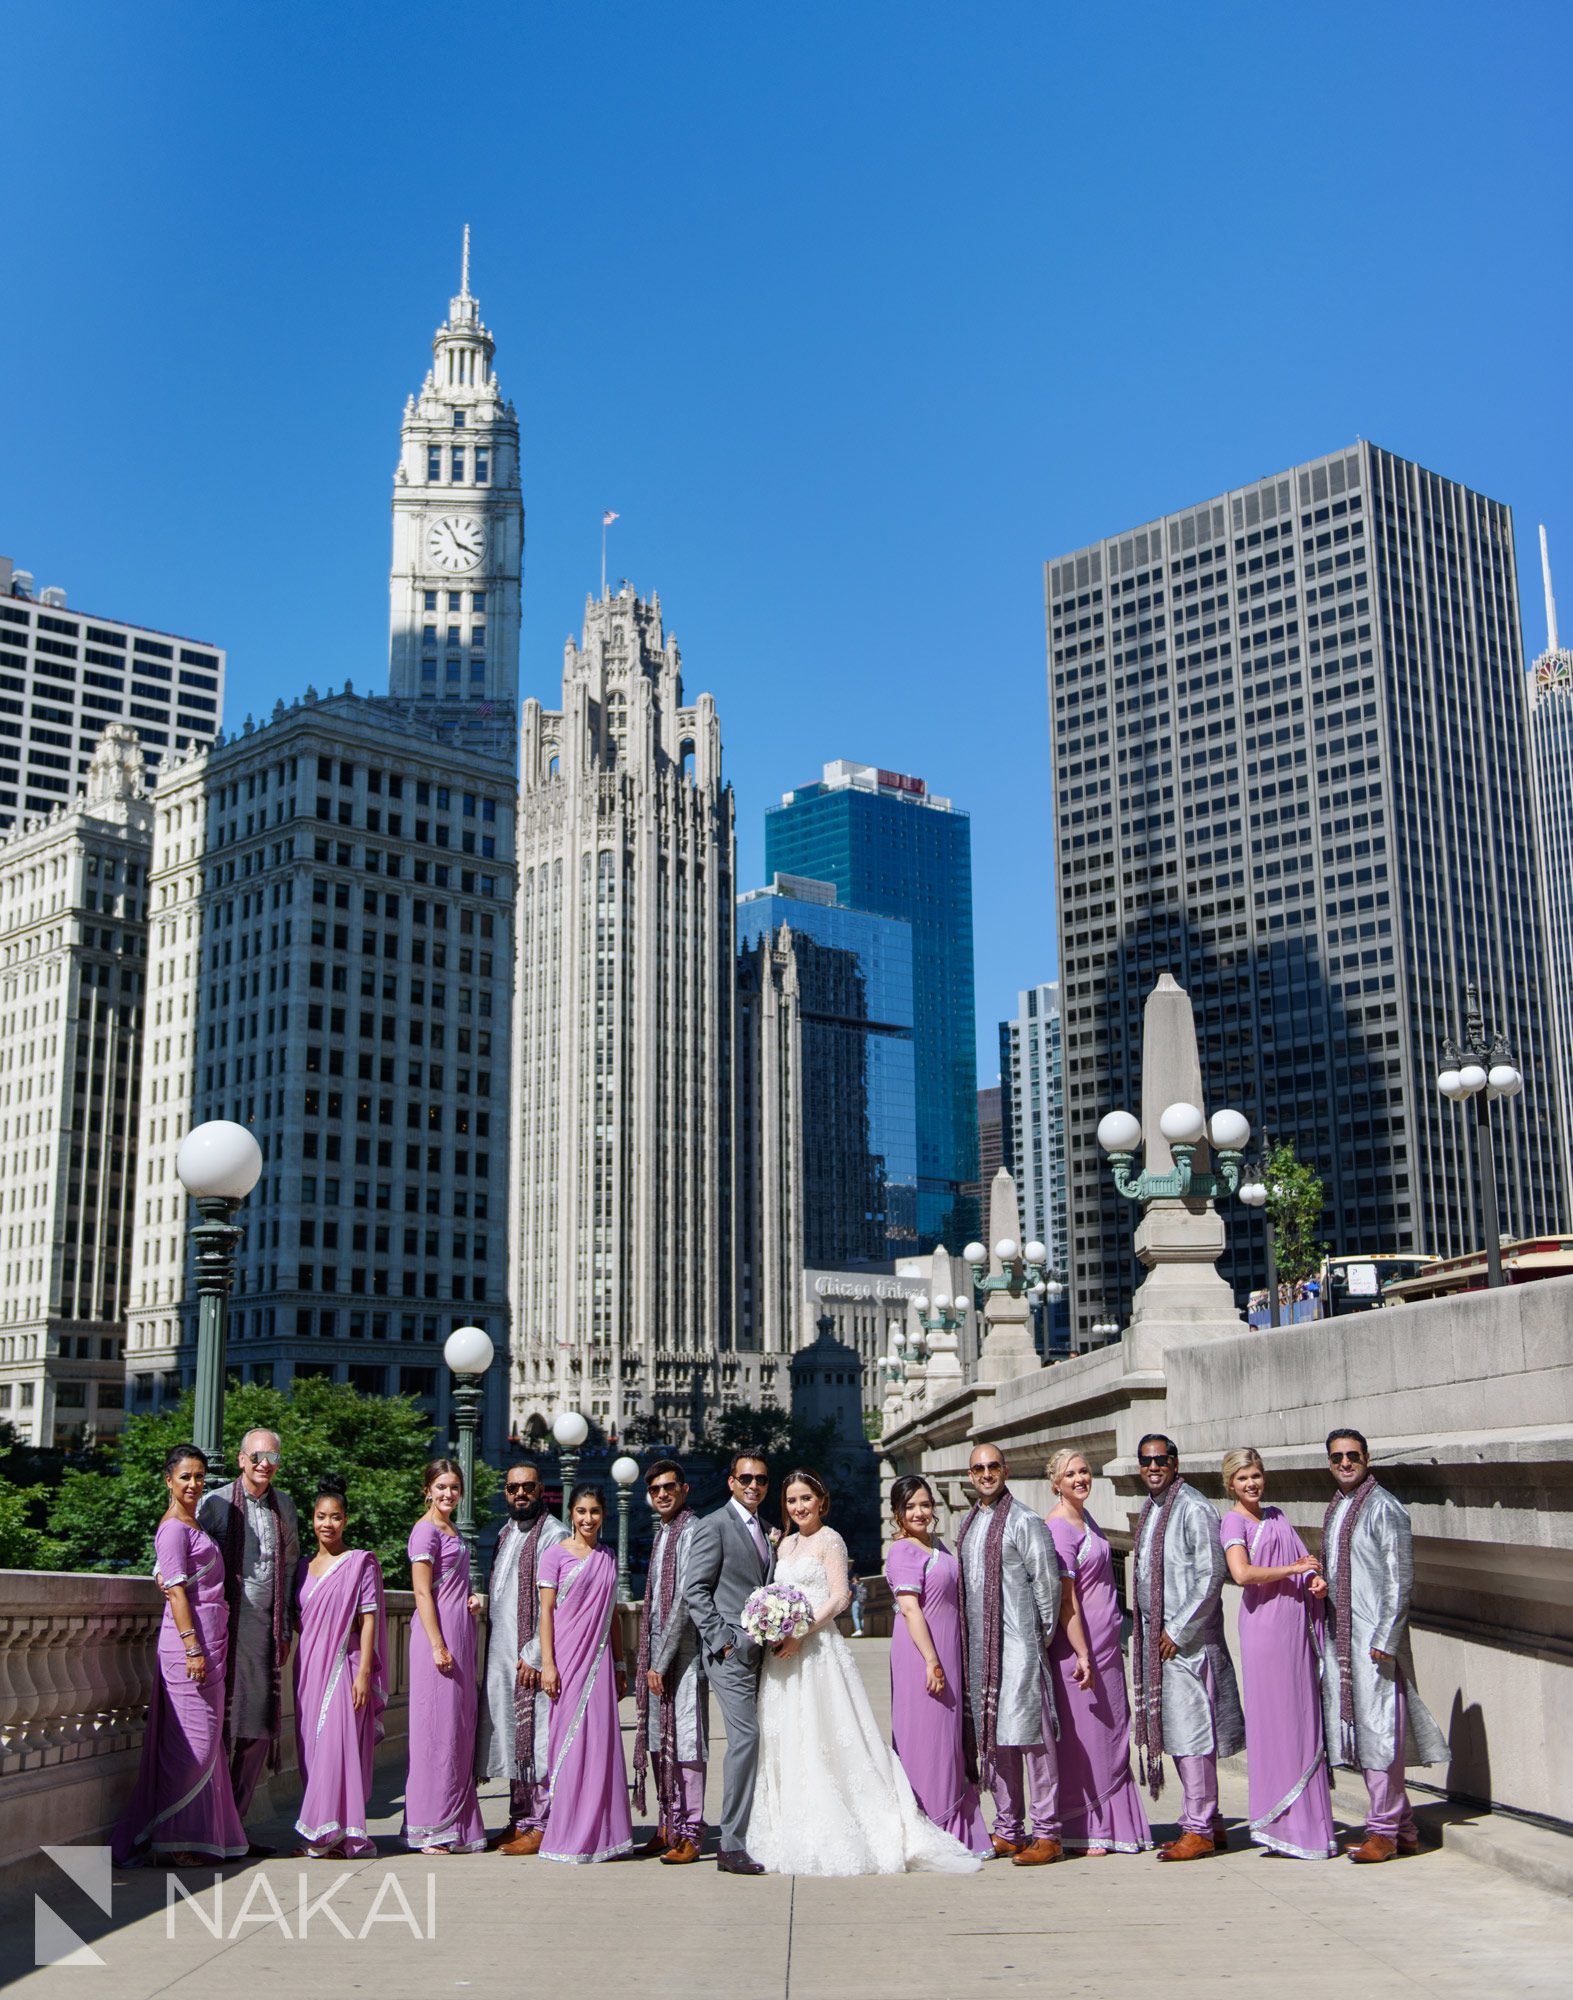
left=1138, top=1454, right=1176, bottom=1468
left=647, top=1480, right=682, bottom=1495
left=970, top=1462, right=1004, bottom=1475
left=505, top=1483, right=540, bottom=1496
left=1328, top=1451, right=1366, bottom=1465
left=733, top=1473, right=768, bottom=1487
left=246, top=1452, right=281, bottom=1467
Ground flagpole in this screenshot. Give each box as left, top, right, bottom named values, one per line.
left=601, top=517, right=607, bottom=600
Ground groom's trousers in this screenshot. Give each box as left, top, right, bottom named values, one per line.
left=709, top=1651, right=763, bottom=1853
left=990, top=1740, right=1061, bottom=1844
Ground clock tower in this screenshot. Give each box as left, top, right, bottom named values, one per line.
left=387, top=228, right=523, bottom=760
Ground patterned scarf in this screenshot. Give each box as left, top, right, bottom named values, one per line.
left=632, top=1506, right=696, bottom=1819
left=510, top=1511, right=552, bottom=1785
left=220, top=1477, right=288, bottom=1772
left=1131, top=1473, right=1185, bottom=1800
left=1322, top=1473, right=1379, bottom=1764
left=955, top=1492, right=1012, bottom=1788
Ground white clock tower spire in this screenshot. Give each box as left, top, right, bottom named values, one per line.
left=387, top=229, right=523, bottom=760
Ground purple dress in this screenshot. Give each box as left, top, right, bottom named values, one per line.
left=293, top=1550, right=387, bottom=1857
left=885, top=1538, right=991, bottom=1855
left=403, top=1521, right=486, bottom=1851
left=1221, top=1506, right=1337, bottom=1859
left=538, top=1541, right=633, bottom=1863
left=1046, top=1513, right=1154, bottom=1854
left=112, top=1519, right=248, bottom=1864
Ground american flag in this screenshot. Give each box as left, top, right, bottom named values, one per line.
left=602, top=510, right=619, bottom=526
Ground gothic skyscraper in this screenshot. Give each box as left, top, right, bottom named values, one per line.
left=387, top=229, right=523, bottom=762
left=511, top=587, right=735, bottom=1441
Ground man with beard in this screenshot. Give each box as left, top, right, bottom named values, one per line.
left=477, top=1457, right=569, bottom=1854
left=631, top=1459, right=706, bottom=1864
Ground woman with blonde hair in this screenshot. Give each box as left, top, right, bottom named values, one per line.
left=1220, top=1446, right=1336, bottom=1859
left=1044, top=1447, right=1152, bottom=1853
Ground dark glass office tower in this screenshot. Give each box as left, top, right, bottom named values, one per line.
left=765, top=762, right=978, bottom=1246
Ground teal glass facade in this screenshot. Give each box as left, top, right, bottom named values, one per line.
left=764, top=770, right=978, bottom=1245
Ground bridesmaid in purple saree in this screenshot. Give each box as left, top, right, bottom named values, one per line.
left=1220, top=1447, right=1337, bottom=1859
left=1044, top=1449, right=1153, bottom=1855
left=403, top=1458, right=487, bottom=1854
left=112, top=1445, right=248, bottom=1867
left=884, top=1475, right=991, bottom=1855
left=292, top=1481, right=387, bottom=1858
left=537, top=1484, right=633, bottom=1864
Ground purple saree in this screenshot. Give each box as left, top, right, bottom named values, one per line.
left=885, top=1538, right=991, bottom=1854
left=538, top=1540, right=633, bottom=1864
left=112, top=1520, right=248, bottom=1864
left=293, top=1549, right=387, bottom=1857
left=402, top=1521, right=486, bottom=1852
left=1046, top=1514, right=1153, bottom=1853
left=1221, top=1506, right=1337, bottom=1859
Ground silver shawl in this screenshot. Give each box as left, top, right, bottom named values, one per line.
left=1132, top=1481, right=1244, bottom=1760
left=646, top=1516, right=709, bottom=1765
left=477, top=1512, right=569, bottom=1781
left=959, top=1495, right=1060, bottom=1748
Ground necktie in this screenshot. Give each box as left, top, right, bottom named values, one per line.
left=747, top=1514, right=769, bottom=1569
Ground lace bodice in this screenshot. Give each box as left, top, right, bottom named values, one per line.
left=772, top=1527, right=853, bottom=1631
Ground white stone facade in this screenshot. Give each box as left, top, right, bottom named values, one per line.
left=1001, top=981, right=1067, bottom=1277
left=512, top=587, right=734, bottom=1442
left=0, top=727, right=151, bottom=1443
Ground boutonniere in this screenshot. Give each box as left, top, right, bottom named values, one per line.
left=765, top=1525, right=782, bottom=1548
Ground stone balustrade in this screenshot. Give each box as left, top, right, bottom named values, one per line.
left=0, top=1570, right=419, bottom=1872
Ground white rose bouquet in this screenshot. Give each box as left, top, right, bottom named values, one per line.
left=740, top=1582, right=813, bottom=1648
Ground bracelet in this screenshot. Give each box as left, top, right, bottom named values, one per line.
left=177, top=1628, right=195, bottom=1639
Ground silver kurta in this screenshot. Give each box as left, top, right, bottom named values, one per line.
left=1318, top=1483, right=1448, bottom=1772
left=197, top=1486, right=299, bottom=1741
left=1132, top=1482, right=1244, bottom=1760
left=958, top=1495, right=1061, bottom=1747
left=477, top=1512, right=570, bottom=1781
left=645, top=1518, right=708, bottom=1764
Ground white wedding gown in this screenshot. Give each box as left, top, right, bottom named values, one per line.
left=747, top=1527, right=983, bottom=1877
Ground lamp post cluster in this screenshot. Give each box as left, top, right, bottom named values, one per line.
left=1437, top=983, right=1524, bottom=1290
left=1096, top=1101, right=1251, bottom=1202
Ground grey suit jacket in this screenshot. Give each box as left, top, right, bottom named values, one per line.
left=684, top=1502, right=775, bottom=1666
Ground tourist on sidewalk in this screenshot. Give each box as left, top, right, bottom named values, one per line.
left=1044, top=1449, right=1152, bottom=1855
left=1130, top=1434, right=1243, bottom=1861
left=537, top=1483, right=634, bottom=1863
left=292, top=1480, right=386, bottom=1859
left=885, top=1475, right=992, bottom=1856
left=403, top=1458, right=487, bottom=1853
left=1219, top=1447, right=1336, bottom=1859
left=112, top=1445, right=248, bottom=1867
left=1318, top=1428, right=1448, bottom=1863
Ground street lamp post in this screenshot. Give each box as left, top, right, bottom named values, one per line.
left=1097, top=1101, right=1251, bottom=1205
left=443, top=1325, right=496, bottom=1594
left=552, top=1409, right=590, bottom=1523
left=1437, top=983, right=1524, bottom=1290
left=611, top=1454, right=640, bottom=1603
left=175, top=1121, right=264, bottom=1464
left=1237, top=1132, right=1281, bottom=1328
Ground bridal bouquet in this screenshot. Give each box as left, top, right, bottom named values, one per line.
left=740, top=1582, right=813, bottom=1648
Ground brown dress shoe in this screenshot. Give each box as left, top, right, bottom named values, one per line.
left=1347, top=1834, right=1398, bottom=1863
left=659, top=1837, right=701, bottom=1865
left=1011, top=1838, right=1063, bottom=1866
left=1211, top=1817, right=1230, bottom=1853
left=497, top=1828, right=545, bottom=1856
left=991, top=1834, right=1028, bottom=1858
left=1156, top=1830, right=1216, bottom=1862
left=639, top=1828, right=670, bottom=1857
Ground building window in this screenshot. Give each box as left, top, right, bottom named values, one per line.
left=451, top=448, right=465, bottom=481
left=427, top=447, right=440, bottom=480
left=423, top=590, right=437, bottom=610
left=447, top=626, right=460, bottom=647
left=471, top=592, right=486, bottom=614
left=474, top=450, right=489, bottom=483
left=471, top=625, right=485, bottom=648
left=470, top=661, right=485, bottom=681
left=446, top=661, right=460, bottom=682
left=453, top=411, right=465, bottom=429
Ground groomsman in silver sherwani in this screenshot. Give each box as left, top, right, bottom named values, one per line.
left=478, top=1458, right=569, bottom=1854
left=1319, top=1428, right=1448, bottom=1863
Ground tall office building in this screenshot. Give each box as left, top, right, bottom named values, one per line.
left=1528, top=527, right=1573, bottom=1214
left=0, top=556, right=223, bottom=832
left=736, top=872, right=918, bottom=1262
left=999, top=981, right=1067, bottom=1271
left=961, top=1085, right=1004, bottom=1232
left=0, top=727, right=150, bottom=1445
left=512, top=586, right=734, bottom=1442
left=764, top=761, right=977, bottom=1246
left=385, top=231, right=523, bottom=763
left=1046, top=443, right=1561, bottom=1348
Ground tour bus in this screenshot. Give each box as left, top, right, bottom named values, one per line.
left=1318, top=1252, right=1440, bottom=1317
left=1378, top=1237, right=1573, bottom=1304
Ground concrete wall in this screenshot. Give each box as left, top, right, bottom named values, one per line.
left=882, top=1276, right=1573, bottom=1823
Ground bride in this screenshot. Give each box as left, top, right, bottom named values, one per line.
left=747, top=1469, right=983, bottom=1877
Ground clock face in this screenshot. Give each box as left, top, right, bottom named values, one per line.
left=426, top=516, right=486, bottom=572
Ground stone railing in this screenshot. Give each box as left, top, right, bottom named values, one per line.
left=881, top=1273, right=1573, bottom=1825
left=0, top=1571, right=419, bottom=1871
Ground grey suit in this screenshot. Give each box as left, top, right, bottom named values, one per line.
left=684, top=1500, right=774, bottom=1854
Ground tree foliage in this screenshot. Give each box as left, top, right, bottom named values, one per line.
left=0, top=1476, right=63, bottom=1569
left=1266, top=1138, right=1327, bottom=1288
left=692, top=1401, right=840, bottom=1473
left=45, top=1379, right=492, bottom=1586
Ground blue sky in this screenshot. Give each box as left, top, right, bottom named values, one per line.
left=5, top=4, right=1570, bottom=1081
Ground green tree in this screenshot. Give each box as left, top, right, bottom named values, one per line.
left=1266, top=1139, right=1327, bottom=1289
left=693, top=1401, right=839, bottom=1472
left=46, top=1379, right=492, bottom=1586
left=0, top=1475, right=63, bottom=1569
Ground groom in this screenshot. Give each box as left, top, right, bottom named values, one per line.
left=685, top=1450, right=775, bottom=1875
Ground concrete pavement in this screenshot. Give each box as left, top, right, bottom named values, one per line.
left=4, top=1642, right=1569, bottom=1999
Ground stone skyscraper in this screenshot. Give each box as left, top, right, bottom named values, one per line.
left=386, top=230, right=522, bottom=763
left=1047, top=443, right=1561, bottom=1347
left=512, top=586, right=734, bottom=1441
left=1527, top=527, right=1573, bottom=1213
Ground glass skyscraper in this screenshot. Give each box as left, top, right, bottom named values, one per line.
left=765, top=761, right=978, bottom=1246
left=736, top=873, right=917, bottom=1258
